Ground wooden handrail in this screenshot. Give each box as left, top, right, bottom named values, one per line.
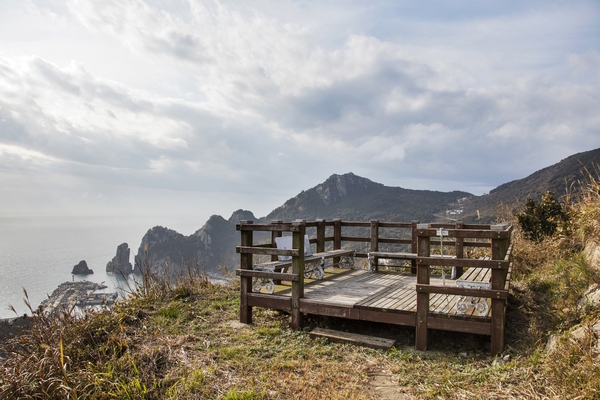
left=415, top=284, right=507, bottom=299
left=235, top=269, right=300, bottom=282
left=415, top=257, right=510, bottom=269
left=236, top=246, right=299, bottom=257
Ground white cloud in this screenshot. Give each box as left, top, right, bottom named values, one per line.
left=0, top=0, right=598, bottom=220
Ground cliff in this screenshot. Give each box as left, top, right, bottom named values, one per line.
left=133, top=210, right=256, bottom=275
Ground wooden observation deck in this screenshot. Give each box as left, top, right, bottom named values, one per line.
left=236, top=219, right=513, bottom=354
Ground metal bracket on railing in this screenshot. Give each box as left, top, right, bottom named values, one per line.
left=455, top=280, right=490, bottom=316
left=251, top=264, right=276, bottom=294
left=367, top=253, right=376, bottom=272
left=339, top=254, right=354, bottom=269
left=304, top=257, right=325, bottom=280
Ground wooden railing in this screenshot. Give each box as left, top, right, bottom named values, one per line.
left=237, top=219, right=513, bottom=354
left=413, top=223, right=512, bottom=354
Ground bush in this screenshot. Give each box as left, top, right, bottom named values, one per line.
left=517, top=191, right=570, bottom=242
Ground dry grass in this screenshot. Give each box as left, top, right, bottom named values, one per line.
left=3, top=168, right=600, bottom=399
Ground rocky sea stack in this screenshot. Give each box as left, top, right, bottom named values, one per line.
left=106, top=243, right=133, bottom=275
left=71, top=260, right=93, bottom=275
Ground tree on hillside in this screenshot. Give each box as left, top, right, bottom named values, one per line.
left=517, top=191, right=570, bottom=242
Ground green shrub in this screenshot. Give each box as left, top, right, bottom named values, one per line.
left=517, top=191, right=569, bottom=242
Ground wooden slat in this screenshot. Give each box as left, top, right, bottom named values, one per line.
left=463, top=241, right=491, bottom=248
left=415, top=285, right=507, bottom=300
left=310, top=249, right=355, bottom=259
left=369, top=251, right=417, bottom=259
left=388, top=288, right=416, bottom=311
left=340, top=236, right=370, bottom=243
left=300, top=299, right=358, bottom=319
left=341, top=222, right=371, bottom=228
left=355, top=288, right=390, bottom=309
left=236, top=223, right=301, bottom=232
left=366, top=289, right=397, bottom=309
left=357, top=309, right=416, bottom=326
left=429, top=293, right=451, bottom=314
left=354, top=281, right=415, bottom=313
left=310, top=328, right=396, bottom=350
left=459, top=268, right=476, bottom=281
left=427, top=317, right=491, bottom=335
left=251, top=260, right=292, bottom=270
left=247, top=293, right=291, bottom=311
left=430, top=294, right=459, bottom=315
left=416, top=257, right=509, bottom=269
left=416, top=228, right=511, bottom=239
left=235, top=269, right=299, bottom=282
left=377, top=238, right=412, bottom=245
left=378, top=222, right=413, bottom=228
left=236, top=246, right=299, bottom=257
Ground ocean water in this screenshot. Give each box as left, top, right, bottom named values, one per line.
left=0, top=215, right=203, bottom=319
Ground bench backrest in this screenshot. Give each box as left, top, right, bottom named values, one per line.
left=275, top=235, right=312, bottom=261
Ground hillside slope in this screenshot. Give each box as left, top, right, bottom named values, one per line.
left=462, top=147, right=600, bottom=222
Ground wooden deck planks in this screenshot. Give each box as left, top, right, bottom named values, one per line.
left=277, top=268, right=494, bottom=320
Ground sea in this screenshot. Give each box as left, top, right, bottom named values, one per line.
left=0, top=215, right=207, bottom=319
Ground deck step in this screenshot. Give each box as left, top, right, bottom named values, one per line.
left=309, top=328, right=396, bottom=350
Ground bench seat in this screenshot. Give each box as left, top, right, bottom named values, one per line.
left=248, top=248, right=356, bottom=294
left=367, top=251, right=417, bottom=272
left=455, top=267, right=491, bottom=316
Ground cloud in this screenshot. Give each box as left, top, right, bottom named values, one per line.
left=0, top=0, right=599, bottom=220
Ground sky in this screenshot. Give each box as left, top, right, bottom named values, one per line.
left=0, top=0, right=599, bottom=233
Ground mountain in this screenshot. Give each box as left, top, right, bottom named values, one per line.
left=461, top=148, right=600, bottom=223
left=265, top=172, right=471, bottom=223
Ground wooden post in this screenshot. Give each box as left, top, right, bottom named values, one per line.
left=271, top=220, right=283, bottom=284
left=316, top=219, right=326, bottom=253
left=240, top=221, right=253, bottom=324
left=453, top=221, right=464, bottom=279
left=333, top=218, right=342, bottom=267
left=415, top=232, right=431, bottom=351
left=370, top=220, right=379, bottom=272
left=490, top=233, right=509, bottom=355
left=270, top=220, right=283, bottom=262
left=291, top=220, right=306, bottom=330
left=411, top=221, right=419, bottom=274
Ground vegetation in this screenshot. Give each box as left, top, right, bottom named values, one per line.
left=516, top=191, right=570, bottom=242
left=2, top=170, right=600, bottom=399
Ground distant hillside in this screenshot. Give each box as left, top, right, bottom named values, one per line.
left=265, top=173, right=472, bottom=223
left=461, top=148, right=600, bottom=223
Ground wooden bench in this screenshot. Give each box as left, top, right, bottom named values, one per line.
left=367, top=251, right=416, bottom=272
left=250, top=236, right=355, bottom=294
left=455, top=267, right=491, bottom=316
